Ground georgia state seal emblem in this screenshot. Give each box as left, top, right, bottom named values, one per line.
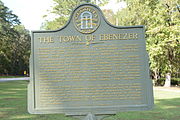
left=74, top=6, right=100, bottom=34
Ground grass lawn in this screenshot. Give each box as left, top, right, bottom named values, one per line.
left=0, top=81, right=180, bottom=120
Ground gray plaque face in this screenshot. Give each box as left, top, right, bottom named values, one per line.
left=28, top=3, right=154, bottom=115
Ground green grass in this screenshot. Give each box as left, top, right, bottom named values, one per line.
left=0, top=81, right=180, bottom=120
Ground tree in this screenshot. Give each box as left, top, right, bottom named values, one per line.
left=103, top=9, right=116, bottom=25
left=42, top=0, right=108, bottom=30
left=11, top=25, right=31, bottom=75
left=0, top=0, right=20, bottom=74
left=116, top=0, right=180, bottom=86
left=0, top=0, right=30, bottom=75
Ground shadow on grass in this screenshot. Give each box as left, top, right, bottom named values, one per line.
left=0, top=81, right=180, bottom=120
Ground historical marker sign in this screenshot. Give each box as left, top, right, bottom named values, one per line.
left=28, top=3, right=154, bottom=115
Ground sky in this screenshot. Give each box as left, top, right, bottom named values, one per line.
left=2, top=0, right=126, bottom=31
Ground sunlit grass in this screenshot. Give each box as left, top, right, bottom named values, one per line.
left=0, top=81, right=180, bottom=120
left=10, top=115, right=36, bottom=119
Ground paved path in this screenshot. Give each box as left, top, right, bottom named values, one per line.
left=0, top=77, right=30, bottom=82
left=154, top=87, right=180, bottom=93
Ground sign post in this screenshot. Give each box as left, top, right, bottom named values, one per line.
left=28, top=2, right=154, bottom=120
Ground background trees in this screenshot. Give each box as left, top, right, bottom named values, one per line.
left=42, top=0, right=108, bottom=30
left=116, top=0, right=179, bottom=86
left=0, top=0, right=30, bottom=75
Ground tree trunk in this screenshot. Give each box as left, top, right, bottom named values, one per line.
left=164, top=73, right=171, bottom=87
left=154, top=70, right=158, bottom=81
left=153, top=70, right=159, bottom=86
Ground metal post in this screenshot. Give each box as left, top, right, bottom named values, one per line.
left=83, top=113, right=97, bottom=120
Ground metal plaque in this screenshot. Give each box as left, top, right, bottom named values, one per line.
left=28, top=3, right=154, bottom=115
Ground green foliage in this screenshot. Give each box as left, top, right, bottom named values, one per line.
left=117, top=0, right=180, bottom=79
left=0, top=0, right=30, bottom=75
left=42, top=0, right=108, bottom=30
left=0, top=1, right=20, bottom=25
